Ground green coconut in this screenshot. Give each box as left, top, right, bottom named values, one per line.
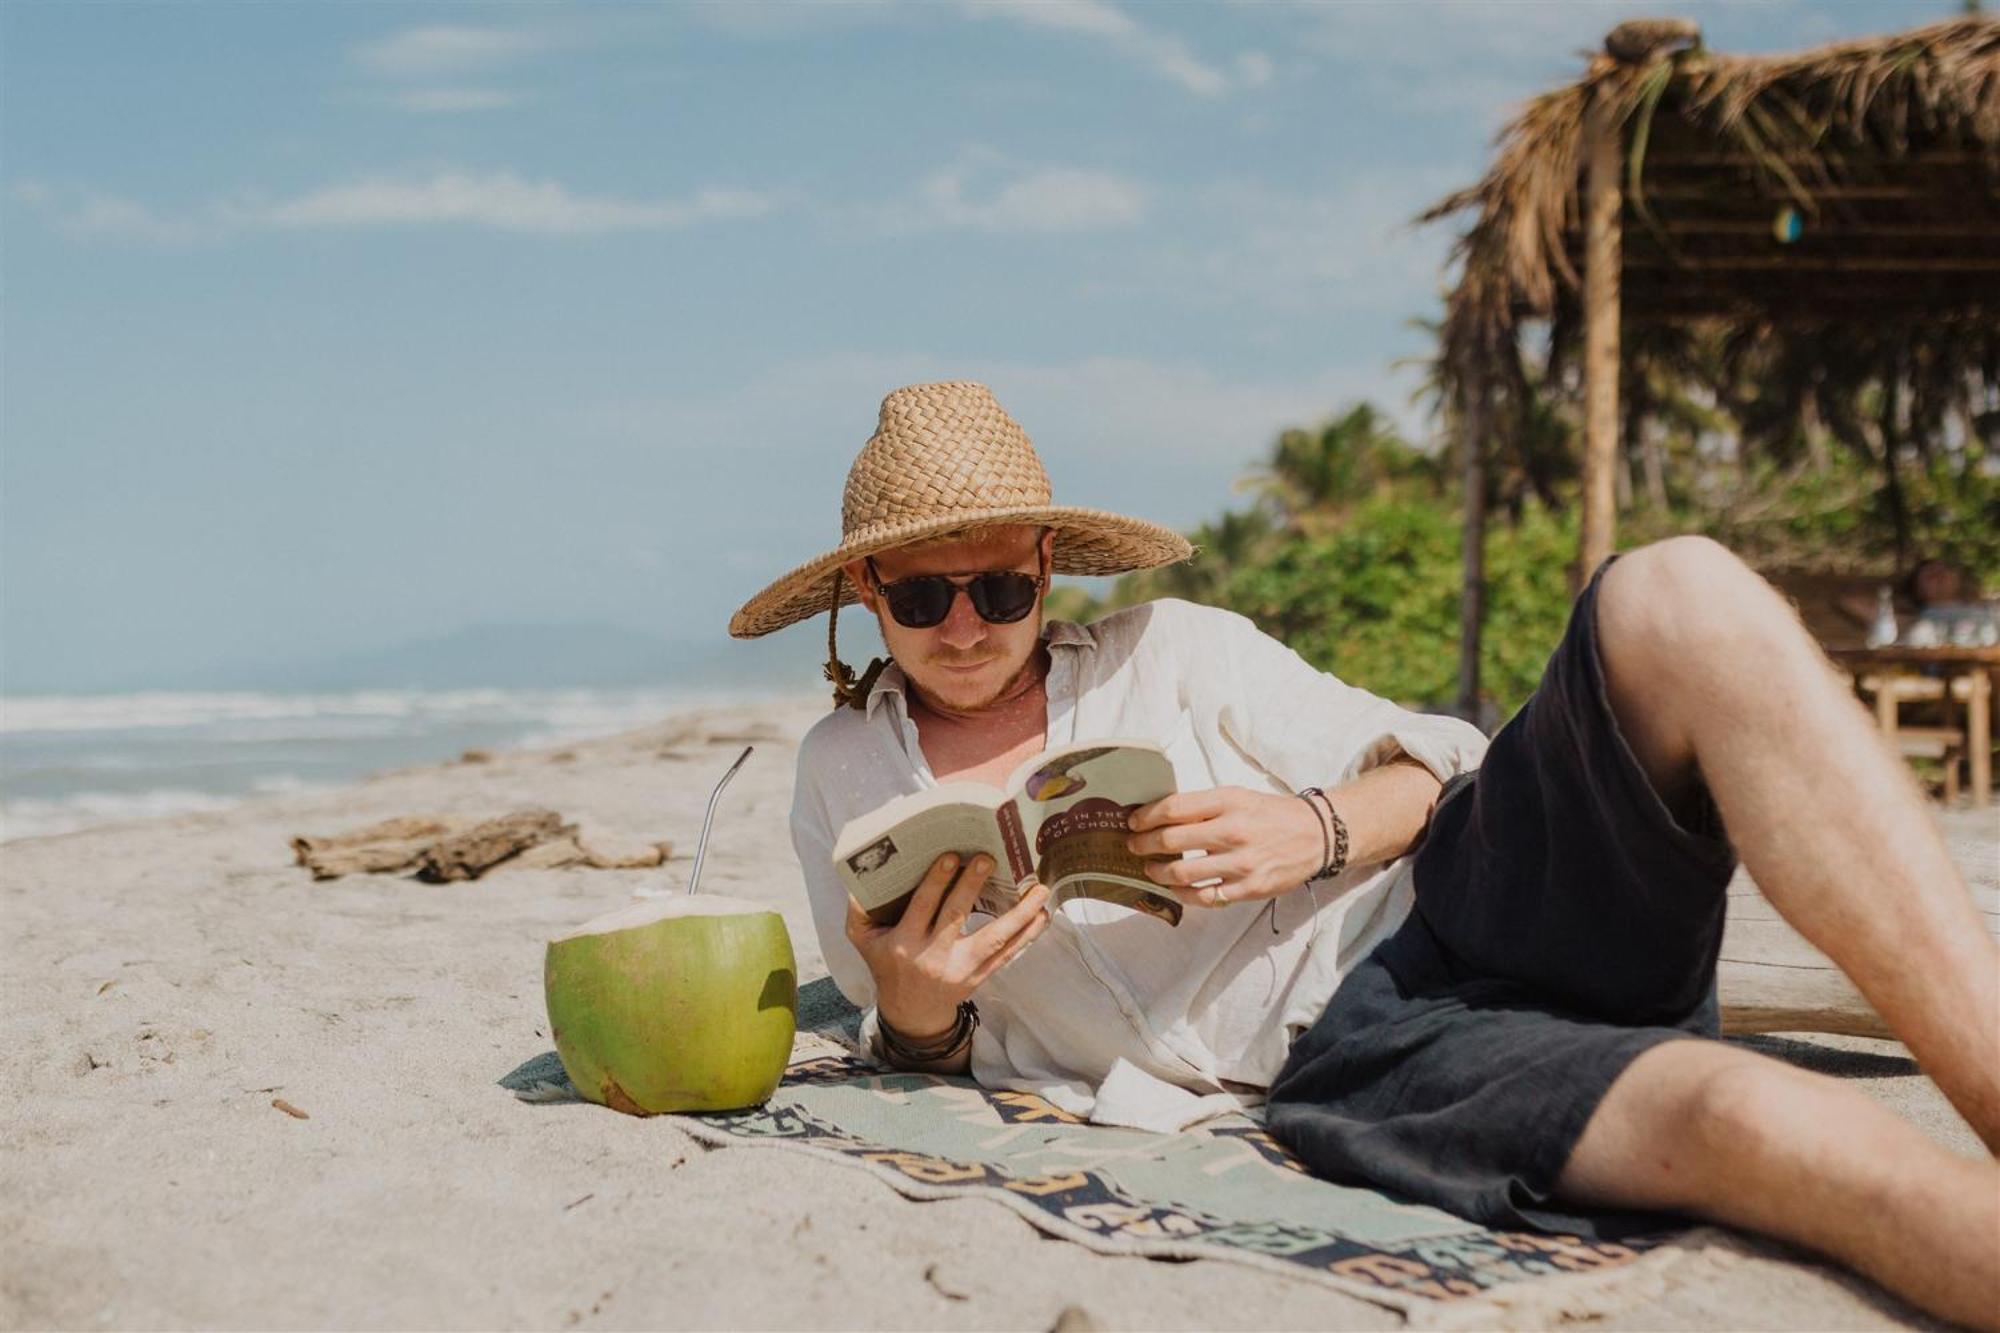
left=544, top=894, right=796, bottom=1116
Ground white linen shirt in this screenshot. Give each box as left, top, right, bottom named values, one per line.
left=789, top=597, right=1489, bottom=1131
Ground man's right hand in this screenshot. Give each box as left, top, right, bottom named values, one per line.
left=844, top=851, right=1052, bottom=1042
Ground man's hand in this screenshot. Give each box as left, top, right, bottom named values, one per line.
left=844, top=851, right=1052, bottom=1041
left=1125, top=786, right=1325, bottom=908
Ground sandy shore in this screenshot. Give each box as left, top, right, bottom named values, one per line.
left=2, top=695, right=1991, bottom=1331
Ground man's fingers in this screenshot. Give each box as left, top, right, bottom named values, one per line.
left=1125, top=817, right=1228, bottom=857
left=1146, top=850, right=1249, bottom=890
left=1127, top=788, right=1228, bottom=833
left=965, top=907, right=1050, bottom=988
left=897, top=852, right=965, bottom=938
left=933, top=853, right=995, bottom=934
left=964, top=881, right=1052, bottom=964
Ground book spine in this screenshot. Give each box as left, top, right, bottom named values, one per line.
left=995, top=799, right=1033, bottom=883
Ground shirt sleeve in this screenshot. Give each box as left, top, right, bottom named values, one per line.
left=1166, top=599, right=1489, bottom=791
left=788, top=755, right=879, bottom=1014
left=791, top=783, right=895, bottom=1061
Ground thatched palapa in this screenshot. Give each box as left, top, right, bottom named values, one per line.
left=1424, top=16, right=2000, bottom=714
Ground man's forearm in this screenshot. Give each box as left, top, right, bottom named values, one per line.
left=1319, top=756, right=1445, bottom=869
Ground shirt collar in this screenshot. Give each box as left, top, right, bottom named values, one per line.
left=863, top=617, right=1092, bottom=720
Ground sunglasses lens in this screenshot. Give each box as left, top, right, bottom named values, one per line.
left=884, top=578, right=956, bottom=628
left=876, top=569, right=1041, bottom=628
left=967, top=572, right=1039, bottom=623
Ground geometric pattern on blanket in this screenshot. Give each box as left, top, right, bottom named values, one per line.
left=669, top=1052, right=1670, bottom=1312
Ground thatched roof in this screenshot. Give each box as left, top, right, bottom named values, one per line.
left=1426, top=16, right=2000, bottom=375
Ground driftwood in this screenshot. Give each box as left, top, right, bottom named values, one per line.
left=415, top=810, right=569, bottom=882
left=512, top=834, right=675, bottom=871
left=292, top=810, right=672, bottom=882
left=1717, top=879, right=2000, bottom=1040
left=298, top=836, right=453, bottom=881
left=291, top=816, right=469, bottom=880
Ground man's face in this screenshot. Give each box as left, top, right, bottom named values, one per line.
left=843, top=524, right=1054, bottom=713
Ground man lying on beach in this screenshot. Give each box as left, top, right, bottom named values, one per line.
left=730, top=381, right=1998, bottom=1329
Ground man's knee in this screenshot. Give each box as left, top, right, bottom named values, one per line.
left=1675, top=1047, right=1821, bottom=1160
left=1599, top=537, right=1802, bottom=686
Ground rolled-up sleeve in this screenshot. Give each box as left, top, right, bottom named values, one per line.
left=1167, top=600, right=1488, bottom=792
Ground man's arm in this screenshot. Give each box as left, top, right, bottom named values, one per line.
left=1126, top=755, right=1442, bottom=907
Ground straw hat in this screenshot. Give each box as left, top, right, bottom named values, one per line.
left=729, top=381, right=1191, bottom=703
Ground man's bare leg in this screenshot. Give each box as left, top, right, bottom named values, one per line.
left=1551, top=537, right=2000, bottom=1326
left=1561, top=1039, right=1999, bottom=1329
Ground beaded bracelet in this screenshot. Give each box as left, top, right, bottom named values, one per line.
left=1296, top=786, right=1351, bottom=880
left=877, top=1000, right=979, bottom=1067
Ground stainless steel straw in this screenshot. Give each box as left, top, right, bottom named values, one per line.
left=685, top=745, right=753, bottom=896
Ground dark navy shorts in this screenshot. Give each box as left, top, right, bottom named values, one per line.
left=1267, top=558, right=1738, bottom=1238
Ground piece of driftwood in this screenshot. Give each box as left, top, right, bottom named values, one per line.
left=415, top=810, right=570, bottom=882
left=298, top=836, right=448, bottom=881
left=292, top=812, right=675, bottom=881
left=291, top=816, right=469, bottom=879
left=1717, top=879, right=2000, bottom=1040
left=291, top=815, right=461, bottom=864
left=511, top=835, right=675, bottom=871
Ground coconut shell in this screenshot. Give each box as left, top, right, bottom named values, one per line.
left=543, top=895, right=796, bottom=1115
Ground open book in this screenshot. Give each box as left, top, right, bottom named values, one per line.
left=833, top=738, right=1186, bottom=928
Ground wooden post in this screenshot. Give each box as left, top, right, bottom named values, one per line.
left=1578, top=91, right=1623, bottom=589
left=1456, top=370, right=1490, bottom=723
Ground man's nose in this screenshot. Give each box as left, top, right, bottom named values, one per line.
left=934, top=589, right=987, bottom=649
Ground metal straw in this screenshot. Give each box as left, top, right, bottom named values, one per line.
left=686, top=746, right=753, bottom=896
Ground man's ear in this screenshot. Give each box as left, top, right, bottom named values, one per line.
left=1039, top=527, right=1056, bottom=575
left=841, top=559, right=876, bottom=613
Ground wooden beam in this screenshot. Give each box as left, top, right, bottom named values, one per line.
left=1638, top=184, right=1999, bottom=201
left=1579, top=93, right=1622, bottom=590
left=1622, top=255, right=2000, bottom=273
left=1643, top=220, right=2000, bottom=240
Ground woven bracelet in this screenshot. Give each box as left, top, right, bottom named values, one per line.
left=1296, top=787, right=1332, bottom=882
left=878, top=1001, right=979, bottom=1067
left=1297, top=786, right=1350, bottom=880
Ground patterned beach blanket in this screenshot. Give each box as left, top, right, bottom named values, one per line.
left=504, top=992, right=1679, bottom=1317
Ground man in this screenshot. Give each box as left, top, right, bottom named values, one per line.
left=731, top=381, right=1997, bottom=1328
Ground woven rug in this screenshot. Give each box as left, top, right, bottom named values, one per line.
left=503, top=982, right=1680, bottom=1317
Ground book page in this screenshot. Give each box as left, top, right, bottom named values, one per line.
left=832, top=785, right=1010, bottom=926
left=1013, top=741, right=1185, bottom=927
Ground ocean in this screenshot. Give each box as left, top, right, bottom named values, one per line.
left=0, top=687, right=782, bottom=843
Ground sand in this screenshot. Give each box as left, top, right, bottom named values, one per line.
left=1, top=696, right=1991, bottom=1331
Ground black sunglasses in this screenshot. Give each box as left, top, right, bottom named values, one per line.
left=866, top=556, right=1046, bottom=629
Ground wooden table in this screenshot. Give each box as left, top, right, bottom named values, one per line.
left=1830, top=646, right=1998, bottom=808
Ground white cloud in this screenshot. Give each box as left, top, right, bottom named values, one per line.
left=233, top=173, right=777, bottom=235
left=8, top=181, right=202, bottom=244
left=1233, top=51, right=1275, bottom=88
left=353, top=25, right=546, bottom=79
left=381, top=87, right=524, bottom=114
left=959, top=0, right=1238, bottom=97
left=1092, top=169, right=1462, bottom=315
left=15, top=172, right=779, bottom=241
left=858, top=148, right=1147, bottom=235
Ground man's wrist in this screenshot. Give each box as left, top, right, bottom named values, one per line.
left=877, top=1000, right=979, bottom=1067
left=878, top=999, right=960, bottom=1044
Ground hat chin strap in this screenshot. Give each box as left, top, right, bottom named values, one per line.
left=824, top=573, right=890, bottom=711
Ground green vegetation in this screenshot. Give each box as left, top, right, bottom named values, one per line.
left=1049, top=372, right=1997, bottom=723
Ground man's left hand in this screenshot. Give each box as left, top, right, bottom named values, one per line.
left=1125, top=786, right=1324, bottom=908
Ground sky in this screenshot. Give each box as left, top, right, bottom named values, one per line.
left=0, top=0, right=1952, bottom=692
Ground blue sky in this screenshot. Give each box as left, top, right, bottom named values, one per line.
left=1, top=0, right=1948, bottom=691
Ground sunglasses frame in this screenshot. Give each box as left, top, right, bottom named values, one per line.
left=865, top=553, right=1049, bottom=629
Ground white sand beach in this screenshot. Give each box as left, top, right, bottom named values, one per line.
left=2, top=696, right=1991, bottom=1331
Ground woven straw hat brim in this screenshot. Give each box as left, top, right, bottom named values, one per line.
left=728, top=505, right=1191, bottom=638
